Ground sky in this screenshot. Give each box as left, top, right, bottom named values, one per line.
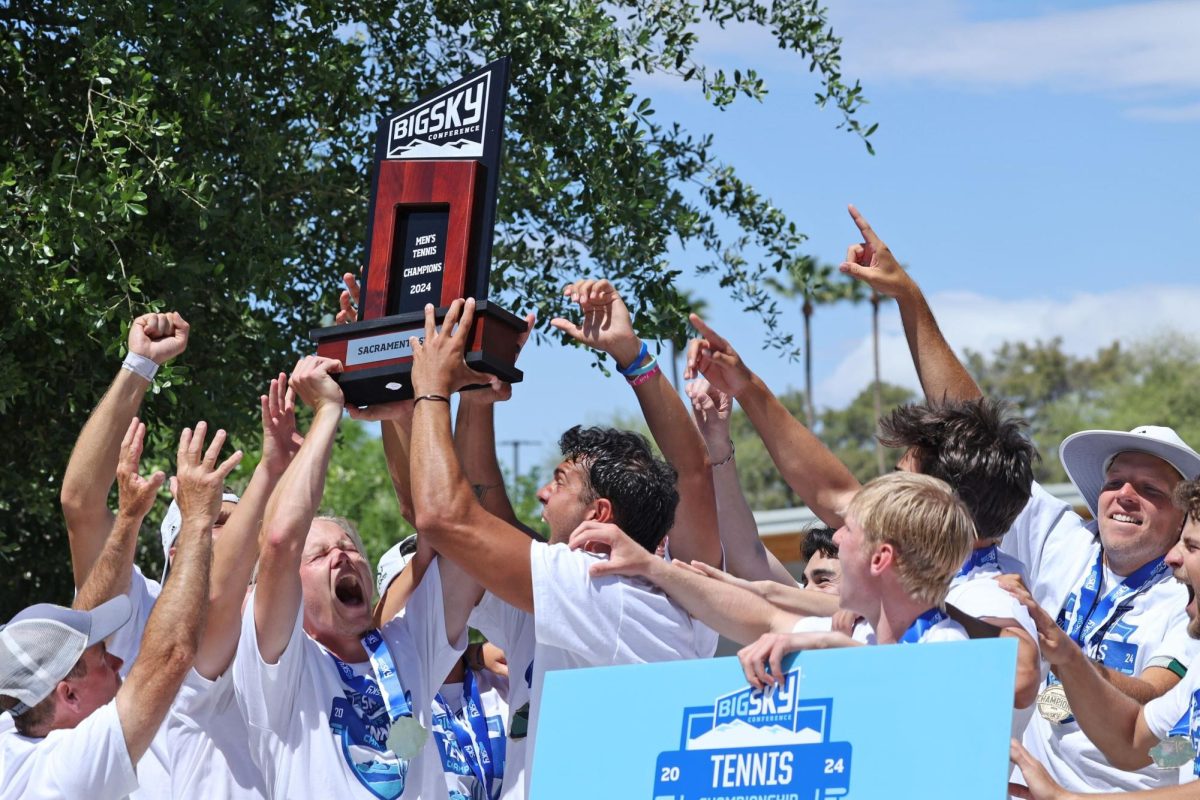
left=484, top=0, right=1200, bottom=478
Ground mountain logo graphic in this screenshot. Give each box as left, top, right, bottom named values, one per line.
left=652, top=666, right=852, bottom=800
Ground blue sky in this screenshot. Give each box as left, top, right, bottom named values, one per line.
left=485, top=0, right=1200, bottom=476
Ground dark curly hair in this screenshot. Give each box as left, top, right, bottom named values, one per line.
left=558, top=425, right=679, bottom=552
left=878, top=398, right=1037, bottom=541
left=801, top=526, right=839, bottom=561
left=1173, top=479, right=1200, bottom=525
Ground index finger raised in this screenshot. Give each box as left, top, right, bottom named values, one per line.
left=689, top=313, right=729, bottom=349
left=847, top=204, right=883, bottom=247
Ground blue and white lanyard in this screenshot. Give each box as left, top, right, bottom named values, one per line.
left=1055, top=550, right=1168, bottom=654
left=434, top=668, right=499, bottom=798
left=899, top=606, right=949, bottom=644
left=957, top=544, right=1000, bottom=578
left=327, top=629, right=414, bottom=726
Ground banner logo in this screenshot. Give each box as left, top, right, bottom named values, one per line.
left=653, top=667, right=852, bottom=800
left=385, top=72, right=490, bottom=159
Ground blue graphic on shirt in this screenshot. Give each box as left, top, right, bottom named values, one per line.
left=432, top=706, right=507, bottom=800
left=1190, top=689, right=1200, bottom=777
left=653, top=667, right=852, bottom=799
left=328, top=677, right=412, bottom=799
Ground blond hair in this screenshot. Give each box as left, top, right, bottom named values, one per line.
left=847, top=472, right=976, bottom=607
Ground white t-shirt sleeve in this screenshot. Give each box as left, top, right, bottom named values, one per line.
left=385, top=557, right=468, bottom=704
left=791, top=616, right=834, bottom=634
left=1144, top=665, right=1200, bottom=740
left=37, top=700, right=138, bottom=798
left=531, top=542, right=624, bottom=661
left=105, top=564, right=162, bottom=675
left=232, top=592, right=309, bottom=733
left=998, top=481, right=1077, bottom=585
left=951, top=578, right=1038, bottom=641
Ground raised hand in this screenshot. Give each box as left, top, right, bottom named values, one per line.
left=1004, top=579, right=1079, bottom=669
left=686, top=377, right=732, bottom=451
left=174, top=421, right=243, bottom=528
left=260, top=372, right=303, bottom=475
left=128, top=311, right=190, bottom=365
left=335, top=273, right=361, bottom=325
left=550, top=279, right=641, bottom=367
left=684, top=314, right=753, bottom=397
left=567, top=520, right=655, bottom=579
left=116, top=417, right=166, bottom=522
left=838, top=205, right=916, bottom=300
left=737, top=632, right=799, bottom=690
left=289, top=355, right=345, bottom=413
left=409, top=298, right=497, bottom=397
left=458, top=312, right=535, bottom=406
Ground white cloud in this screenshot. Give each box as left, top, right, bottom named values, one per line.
left=815, top=284, right=1200, bottom=408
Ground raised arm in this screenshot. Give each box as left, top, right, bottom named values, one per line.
left=193, top=373, right=301, bottom=679
left=114, top=422, right=240, bottom=762
left=686, top=378, right=794, bottom=584
left=410, top=299, right=541, bottom=613
left=551, top=280, right=722, bottom=567
left=254, top=356, right=344, bottom=664
left=838, top=205, right=981, bottom=403
left=568, top=521, right=799, bottom=644
left=73, top=419, right=165, bottom=612
left=687, top=315, right=859, bottom=528
left=61, top=312, right=189, bottom=587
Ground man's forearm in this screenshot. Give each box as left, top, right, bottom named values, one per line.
left=711, top=455, right=776, bottom=582
left=72, top=510, right=141, bottom=611
left=61, top=369, right=150, bottom=586
left=381, top=419, right=416, bottom=527
left=1055, top=651, right=1151, bottom=770
left=631, top=363, right=722, bottom=567
left=645, top=559, right=796, bottom=645
left=760, top=582, right=838, bottom=617
left=737, top=375, right=859, bottom=528
left=455, top=401, right=524, bottom=530
left=894, top=287, right=981, bottom=403
left=195, top=460, right=280, bottom=678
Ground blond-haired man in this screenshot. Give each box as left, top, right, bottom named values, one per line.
left=572, top=472, right=976, bottom=688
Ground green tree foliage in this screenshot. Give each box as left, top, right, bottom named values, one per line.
left=965, top=334, right=1200, bottom=483
left=1, top=0, right=872, bottom=612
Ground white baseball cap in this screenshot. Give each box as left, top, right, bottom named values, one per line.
left=1060, top=425, right=1200, bottom=516
left=160, top=492, right=240, bottom=580
left=376, top=534, right=419, bottom=597
left=0, top=596, right=131, bottom=715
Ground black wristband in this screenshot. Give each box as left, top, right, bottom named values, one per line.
left=413, top=394, right=451, bottom=406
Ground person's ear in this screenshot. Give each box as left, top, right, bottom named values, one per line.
left=870, top=542, right=895, bottom=576
left=591, top=497, right=614, bottom=524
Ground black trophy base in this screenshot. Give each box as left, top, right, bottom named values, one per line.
left=310, top=300, right=526, bottom=407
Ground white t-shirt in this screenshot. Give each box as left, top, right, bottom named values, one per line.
left=467, top=541, right=715, bottom=800
left=166, top=667, right=266, bottom=799
left=430, top=670, right=509, bottom=800
left=1144, top=651, right=1200, bottom=783
left=1001, top=482, right=1194, bottom=793
left=0, top=700, right=138, bottom=800
left=790, top=610, right=966, bottom=644
left=233, top=559, right=466, bottom=799
left=105, top=564, right=170, bottom=800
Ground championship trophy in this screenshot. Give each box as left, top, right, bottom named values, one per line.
left=312, top=57, right=526, bottom=405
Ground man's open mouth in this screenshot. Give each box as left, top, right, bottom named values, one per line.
left=335, top=574, right=366, bottom=607
left=1110, top=512, right=1142, bottom=525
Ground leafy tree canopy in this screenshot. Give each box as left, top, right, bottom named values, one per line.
left=1, top=0, right=872, bottom=614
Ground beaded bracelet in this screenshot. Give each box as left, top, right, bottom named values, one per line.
left=617, top=341, right=649, bottom=376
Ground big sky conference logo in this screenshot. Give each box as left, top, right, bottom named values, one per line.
left=385, top=71, right=490, bottom=160
left=653, top=667, right=852, bottom=800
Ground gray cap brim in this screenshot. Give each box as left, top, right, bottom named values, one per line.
left=86, top=595, right=133, bottom=646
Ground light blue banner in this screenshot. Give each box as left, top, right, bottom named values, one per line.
left=532, top=638, right=1016, bottom=799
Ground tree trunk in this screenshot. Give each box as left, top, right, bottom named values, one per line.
left=872, top=291, right=885, bottom=475
left=803, top=300, right=815, bottom=429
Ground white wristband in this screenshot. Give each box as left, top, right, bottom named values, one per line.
left=121, top=352, right=159, bottom=382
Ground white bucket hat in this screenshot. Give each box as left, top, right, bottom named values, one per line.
left=1060, top=425, right=1200, bottom=516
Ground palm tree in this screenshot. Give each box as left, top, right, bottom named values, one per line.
left=767, top=258, right=865, bottom=428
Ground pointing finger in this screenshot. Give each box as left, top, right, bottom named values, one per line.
left=847, top=204, right=883, bottom=248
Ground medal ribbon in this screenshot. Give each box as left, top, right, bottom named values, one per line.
left=325, top=629, right=414, bottom=726
left=899, top=606, right=949, bottom=644
left=1055, top=550, right=1168, bottom=653
left=434, top=667, right=499, bottom=799
left=957, top=544, right=1000, bottom=578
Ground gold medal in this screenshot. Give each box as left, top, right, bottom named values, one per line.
left=1037, top=683, right=1072, bottom=724
left=387, top=715, right=428, bottom=760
